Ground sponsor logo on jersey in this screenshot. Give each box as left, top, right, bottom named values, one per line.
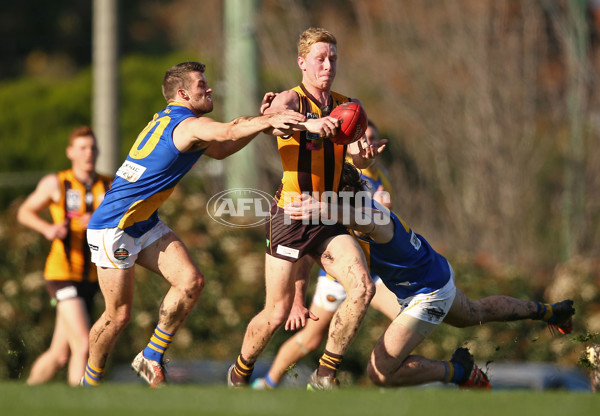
left=116, top=160, right=147, bottom=183
left=410, top=231, right=422, bottom=250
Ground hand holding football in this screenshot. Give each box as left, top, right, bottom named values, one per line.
left=329, top=102, right=368, bottom=145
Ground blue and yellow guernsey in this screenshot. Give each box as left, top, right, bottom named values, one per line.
left=88, top=103, right=205, bottom=237
left=354, top=202, right=451, bottom=299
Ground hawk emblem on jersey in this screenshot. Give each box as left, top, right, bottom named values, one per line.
left=66, top=189, right=82, bottom=212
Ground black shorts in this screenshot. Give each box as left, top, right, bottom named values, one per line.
left=265, top=202, right=348, bottom=262
left=45, top=280, right=99, bottom=315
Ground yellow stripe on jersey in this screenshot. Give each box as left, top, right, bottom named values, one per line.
left=118, top=187, right=175, bottom=230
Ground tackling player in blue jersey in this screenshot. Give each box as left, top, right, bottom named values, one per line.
left=82, top=62, right=308, bottom=387
left=285, top=162, right=575, bottom=389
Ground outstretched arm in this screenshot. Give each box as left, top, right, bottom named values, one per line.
left=262, top=90, right=340, bottom=137
left=175, top=110, right=306, bottom=159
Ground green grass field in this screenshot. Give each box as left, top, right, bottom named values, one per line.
left=1, top=382, right=598, bottom=416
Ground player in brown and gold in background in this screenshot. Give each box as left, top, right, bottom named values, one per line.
left=17, top=126, right=111, bottom=386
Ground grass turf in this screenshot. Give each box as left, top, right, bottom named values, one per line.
left=1, top=382, right=599, bottom=416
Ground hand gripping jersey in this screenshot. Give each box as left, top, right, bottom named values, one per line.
left=355, top=202, right=451, bottom=299
left=88, top=103, right=205, bottom=237
left=45, top=170, right=112, bottom=281
left=275, top=84, right=352, bottom=208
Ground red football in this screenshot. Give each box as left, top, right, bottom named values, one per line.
left=329, top=101, right=368, bottom=145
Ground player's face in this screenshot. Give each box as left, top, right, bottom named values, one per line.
left=365, top=125, right=378, bottom=143
left=68, top=135, right=98, bottom=173
left=299, top=42, right=337, bottom=91
left=185, top=71, right=214, bottom=115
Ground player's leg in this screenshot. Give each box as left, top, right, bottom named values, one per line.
left=263, top=304, right=335, bottom=388
left=84, top=266, right=135, bottom=385
left=229, top=254, right=298, bottom=386
left=26, top=311, right=71, bottom=385
left=369, top=278, right=401, bottom=321
left=311, top=234, right=374, bottom=386
left=368, top=278, right=490, bottom=389
left=445, top=287, right=575, bottom=334
left=136, top=230, right=204, bottom=335
left=132, top=230, right=203, bottom=387
left=58, top=297, right=92, bottom=386
left=444, top=288, right=536, bottom=327
left=367, top=315, right=441, bottom=386
left=367, top=314, right=490, bottom=389
left=255, top=271, right=347, bottom=388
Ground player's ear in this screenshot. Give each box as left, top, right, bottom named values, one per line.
left=297, top=56, right=306, bottom=71
left=178, top=89, right=189, bottom=100
left=65, top=145, right=74, bottom=161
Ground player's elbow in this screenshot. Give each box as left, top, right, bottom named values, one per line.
left=204, top=145, right=230, bottom=160
left=207, top=151, right=227, bottom=160
left=16, top=209, right=25, bottom=225
left=16, top=206, right=30, bottom=227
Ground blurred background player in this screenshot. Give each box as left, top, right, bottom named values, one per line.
left=253, top=121, right=399, bottom=389
left=17, top=126, right=111, bottom=386
left=285, top=162, right=575, bottom=390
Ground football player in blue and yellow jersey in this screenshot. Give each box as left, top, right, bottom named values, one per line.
left=18, top=126, right=111, bottom=386
left=284, top=162, right=575, bottom=390
left=82, top=61, right=309, bottom=387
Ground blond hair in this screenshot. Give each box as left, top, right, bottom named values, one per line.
left=162, top=61, right=206, bottom=101
left=297, top=27, right=337, bottom=58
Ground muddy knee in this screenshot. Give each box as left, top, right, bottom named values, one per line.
left=185, top=271, right=204, bottom=299
left=347, top=279, right=376, bottom=307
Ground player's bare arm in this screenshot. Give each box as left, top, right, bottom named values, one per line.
left=17, top=174, right=68, bottom=241
left=284, top=194, right=394, bottom=243
left=262, top=90, right=340, bottom=137
left=285, top=258, right=319, bottom=331
left=172, top=110, right=306, bottom=158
